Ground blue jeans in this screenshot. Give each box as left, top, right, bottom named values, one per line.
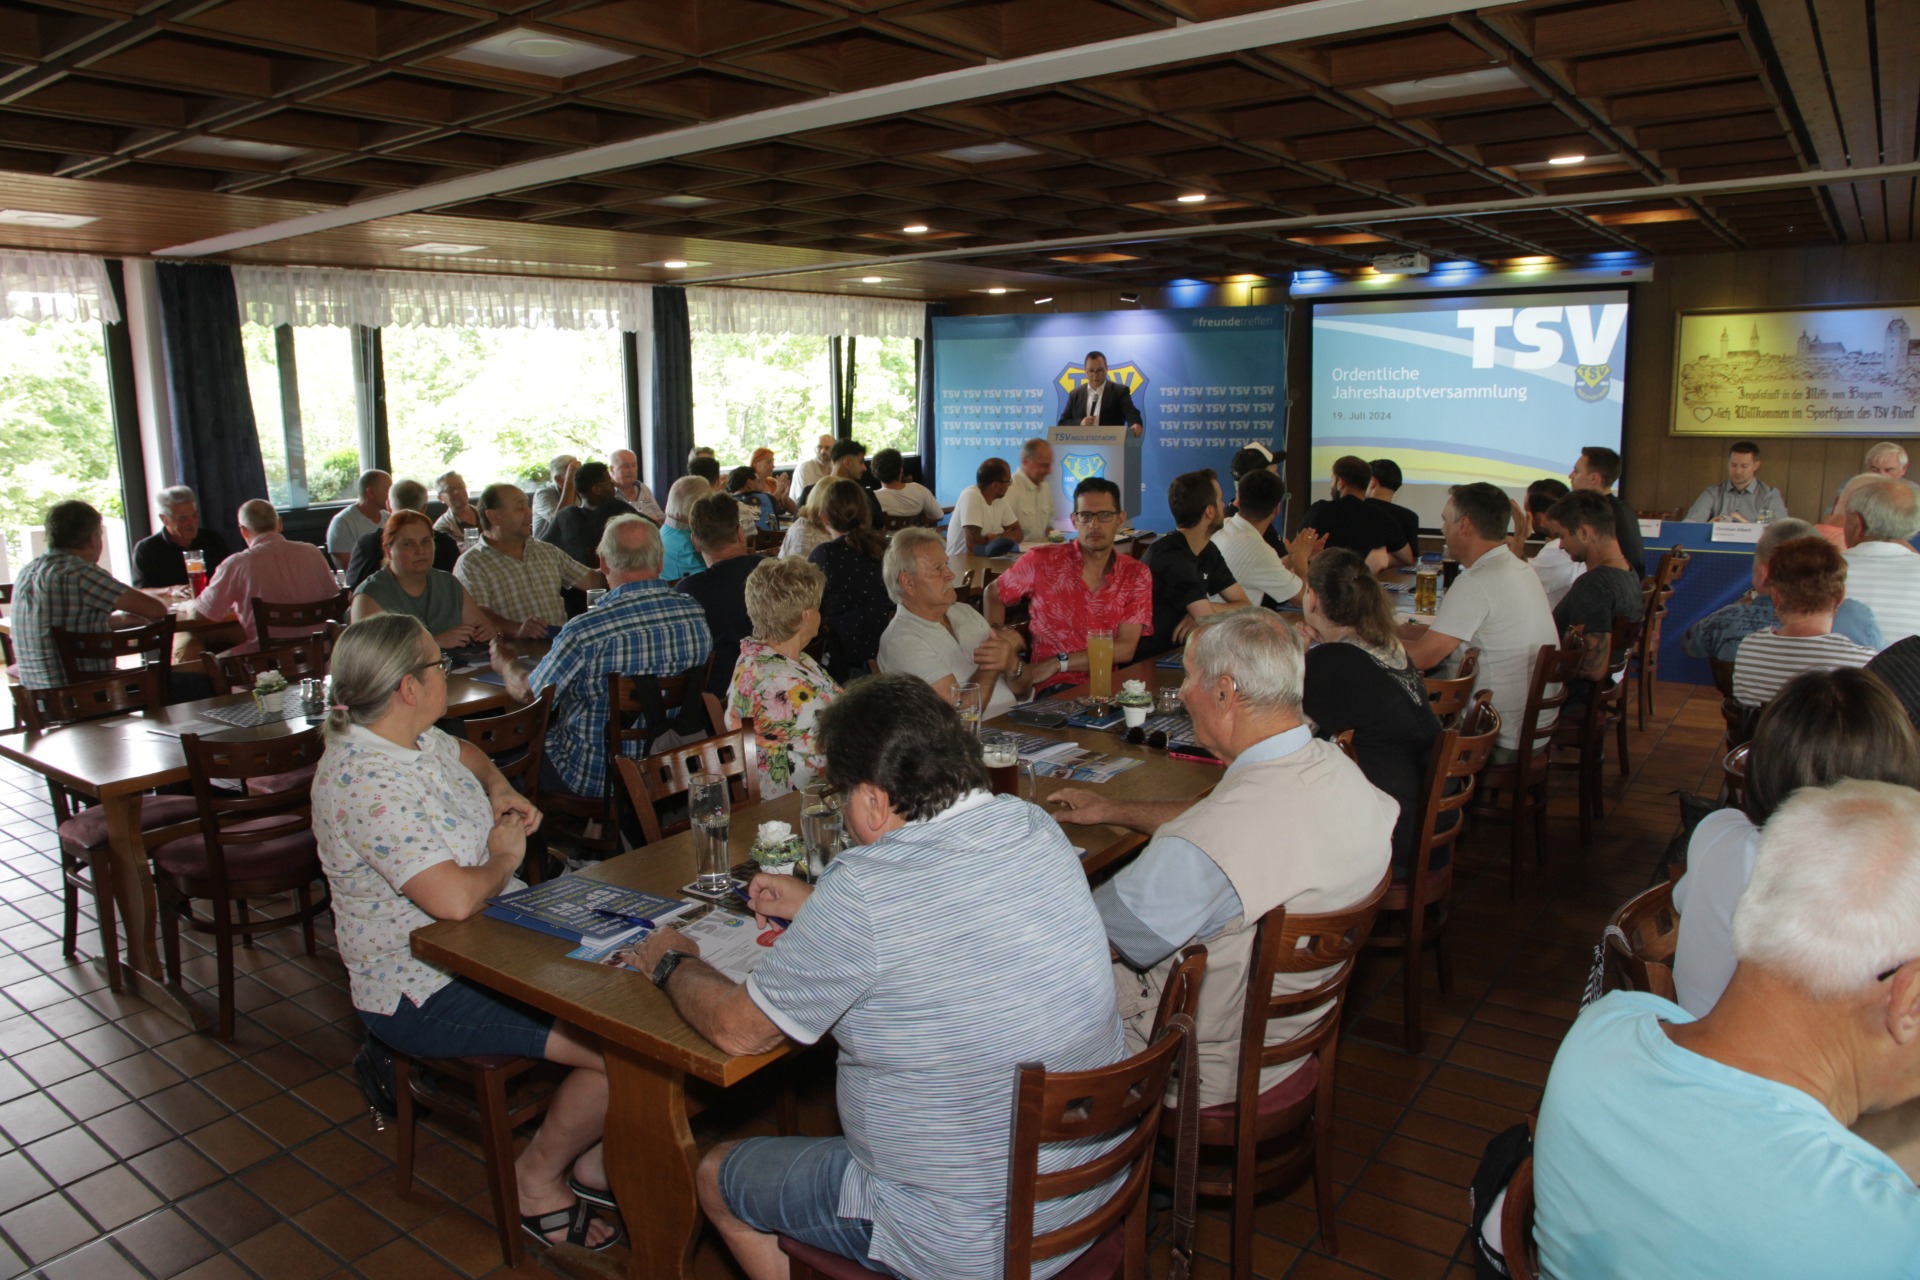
left=358, top=976, right=553, bottom=1060
left=719, top=1137, right=895, bottom=1276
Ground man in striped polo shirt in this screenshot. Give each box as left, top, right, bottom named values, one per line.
left=635, top=676, right=1125, bottom=1279
left=1838, top=473, right=1920, bottom=646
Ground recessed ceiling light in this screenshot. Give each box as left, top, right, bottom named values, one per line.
left=509, top=36, right=574, bottom=58
left=901, top=224, right=930, bottom=234
left=861, top=276, right=884, bottom=283
left=1176, top=193, right=1208, bottom=204
left=934, top=141, right=1042, bottom=164
left=644, top=194, right=718, bottom=208
left=445, top=27, right=634, bottom=77
left=660, top=260, right=689, bottom=269
left=986, top=287, right=1008, bottom=294
left=0, top=209, right=97, bottom=228
left=970, top=286, right=1022, bottom=295
left=399, top=242, right=486, bottom=254
left=1547, top=154, right=1586, bottom=166
left=642, top=259, right=707, bottom=269
left=1365, top=65, right=1524, bottom=105
left=1033, top=296, right=1053, bottom=305
left=173, top=136, right=307, bottom=162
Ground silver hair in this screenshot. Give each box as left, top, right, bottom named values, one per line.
left=1732, top=781, right=1920, bottom=998
left=1843, top=475, right=1920, bottom=541
left=883, top=526, right=945, bottom=605
left=1755, top=518, right=1819, bottom=564
left=1020, top=437, right=1050, bottom=459
left=599, top=514, right=662, bottom=575
left=1867, top=441, right=1909, bottom=470
left=549, top=454, right=576, bottom=482
left=663, top=475, right=710, bottom=527
left=323, top=614, right=431, bottom=741
left=155, top=485, right=196, bottom=516
left=433, top=470, right=462, bottom=498
left=1183, top=608, right=1303, bottom=713
left=237, top=499, right=280, bottom=533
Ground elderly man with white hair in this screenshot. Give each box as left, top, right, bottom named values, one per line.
left=131, top=485, right=232, bottom=589
left=876, top=527, right=1032, bottom=719
left=1049, top=609, right=1396, bottom=1106
left=1836, top=473, right=1920, bottom=645
left=1535, top=780, right=1920, bottom=1278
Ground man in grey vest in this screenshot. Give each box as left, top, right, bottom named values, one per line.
left=1051, top=609, right=1396, bottom=1106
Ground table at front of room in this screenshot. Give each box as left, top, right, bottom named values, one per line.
left=411, top=657, right=1217, bottom=1279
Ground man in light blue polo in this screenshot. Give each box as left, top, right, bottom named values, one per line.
left=634, top=675, right=1124, bottom=1280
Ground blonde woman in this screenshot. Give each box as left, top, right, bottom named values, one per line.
left=660, top=474, right=711, bottom=580
left=779, top=479, right=833, bottom=560
left=728, top=556, right=839, bottom=797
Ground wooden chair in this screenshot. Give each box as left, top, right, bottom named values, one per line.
left=1423, top=646, right=1480, bottom=725
left=613, top=729, right=760, bottom=847
left=1475, top=639, right=1584, bottom=894
left=151, top=728, right=332, bottom=1039
left=1550, top=614, right=1645, bottom=849
left=881, top=513, right=920, bottom=534
left=1721, top=742, right=1750, bottom=812
left=54, top=617, right=177, bottom=701
left=1502, top=1156, right=1539, bottom=1280
left=1331, top=728, right=1358, bottom=763
left=201, top=633, right=334, bottom=696
left=249, top=592, right=348, bottom=650
left=1369, top=692, right=1500, bottom=1053
left=1633, top=583, right=1676, bottom=730
left=1601, top=879, right=1679, bottom=1000
left=462, top=688, right=554, bottom=882
left=14, top=670, right=201, bottom=992
left=749, top=527, right=785, bottom=553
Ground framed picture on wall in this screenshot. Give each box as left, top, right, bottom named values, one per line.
left=1671, top=302, right=1920, bottom=437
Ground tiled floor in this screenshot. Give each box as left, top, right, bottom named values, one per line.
left=0, top=680, right=1728, bottom=1280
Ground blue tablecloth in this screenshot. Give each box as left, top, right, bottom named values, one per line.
left=1645, top=522, right=1759, bottom=688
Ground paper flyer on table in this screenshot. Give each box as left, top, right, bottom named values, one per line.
left=567, top=907, right=774, bottom=984
left=1018, top=738, right=1144, bottom=784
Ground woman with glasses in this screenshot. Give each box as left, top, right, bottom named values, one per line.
left=313, top=615, right=619, bottom=1251
left=348, top=510, right=493, bottom=651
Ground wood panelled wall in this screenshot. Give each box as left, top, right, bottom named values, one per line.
left=941, top=243, right=1920, bottom=529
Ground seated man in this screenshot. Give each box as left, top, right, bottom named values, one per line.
left=1566, top=445, right=1645, bottom=576
left=1535, top=780, right=1920, bottom=1278
left=1214, top=468, right=1307, bottom=608
left=529, top=454, right=577, bottom=543
left=1136, top=469, right=1248, bottom=661
left=608, top=448, right=664, bottom=524
left=325, top=469, right=390, bottom=569
left=13, top=500, right=170, bottom=688
left=872, top=447, right=942, bottom=525
left=1226, top=442, right=1286, bottom=555
left=1545, top=489, right=1644, bottom=710
left=1682, top=517, right=1882, bottom=662
left=1005, top=438, right=1057, bottom=540
left=632, top=675, right=1125, bottom=1279
left=455, top=483, right=603, bottom=640
left=542, top=461, right=637, bottom=570
left=1365, top=458, right=1421, bottom=553
left=1506, top=478, right=1582, bottom=609
left=725, top=465, right=777, bottom=533
left=491, top=515, right=710, bottom=800
left=878, top=527, right=1032, bottom=719
left=1731, top=536, right=1876, bottom=706
left=945, top=457, right=1022, bottom=557
left=675, top=493, right=760, bottom=700
left=1838, top=473, right=1920, bottom=645
left=1305, top=454, right=1412, bottom=566
left=1684, top=440, right=1787, bottom=523
left=195, top=499, right=342, bottom=653
left=799, top=441, right=883, bottom=528
left=987, top=477, right=1150, bottom=689
left=345, top=478, right=459, bottom=589
left=431, top=470, right=481, bottom=540
left=1050, top=610, right=1395, bottom=1105
left=132, top=485, right=231, bottom=589
left=797, top=433, right=835, bottom=492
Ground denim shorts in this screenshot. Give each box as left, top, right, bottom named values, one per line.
left=357, top=976, right=554, bottom=1060
left=719, top=1137, right=894, bottom=1276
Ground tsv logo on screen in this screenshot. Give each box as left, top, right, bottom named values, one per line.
left=1056, top=360, right=1149, bottom=396
left=1456, top=304, right=1627, bottom=401
left=1061, top=453, right=1107, bottom=484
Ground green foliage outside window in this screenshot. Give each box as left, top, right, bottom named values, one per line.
left=0, top=318, right=122, bottom=572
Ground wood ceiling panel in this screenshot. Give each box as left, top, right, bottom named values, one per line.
left=1570, top=39, right=1753, bottom=97
left=1527, top=0, right=1737, bottom=59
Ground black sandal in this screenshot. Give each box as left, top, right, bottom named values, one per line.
left=569, top=1175, right=618, bottom=1213
left=521, top=1200, right=624, bottom=1252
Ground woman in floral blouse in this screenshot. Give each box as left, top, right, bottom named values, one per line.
left=728, top=556, right=840, bottom=797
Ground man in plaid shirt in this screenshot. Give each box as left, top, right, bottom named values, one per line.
left=456, top=483, right=605, bottom=639
left=13, top=501, right=170, bottom=689
left=492, top=514, right=710, bottom=799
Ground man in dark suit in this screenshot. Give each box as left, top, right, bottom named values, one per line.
left=1058, top=350, right=1146, bottom=516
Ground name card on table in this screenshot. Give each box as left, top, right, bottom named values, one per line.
left=1710, top=522, right=1765, bottom=544
left=1638, top=519, right=1663, bottom=537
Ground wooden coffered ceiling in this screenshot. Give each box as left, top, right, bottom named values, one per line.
left=0, top=0, right=1912, bottom=299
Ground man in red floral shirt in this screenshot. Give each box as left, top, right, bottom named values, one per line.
left=987, top=476, right=1152, bottom=687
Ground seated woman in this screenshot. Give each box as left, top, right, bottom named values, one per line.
left=313, top=614, right=618, bottom=1250
left=349, top=511, right=493, bottom=651
left=780, top=481, right=832, bottom=560
left=809, top=477, right=894, bottom=682
left=748, top=447, right=798, bottom=518
left=660, top=475, right=711, bottom=581
left=1673, top=666, right=1920, bottom=1016
left=1300, top=548, right=1442, bottom=877
left=1731, top=535, right=1877, bottom=707
left=728, top=556, right=840, bottom=798
left=727, top=465, right=778, bottom=532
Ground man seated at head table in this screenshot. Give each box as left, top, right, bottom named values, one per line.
left=1050, top=610, right=1395, bottom=1106
left=1135, top=469, right=1249, bottom=661
left=986, top=475, right=1151, bottom=689
left=490, top=515, right=710, bottom=802
left=1682, top=517, right=1884, bottom=663
left=1534, top=780, right=1920, bottom=1279
left=131, top=485, right=231, bottom=589
left=13, top=499, right=171, bottom=687
left=325, top=469, right=390, bottom=569
left=632, top=674, right=1126, bottom=1280
left=878, top=527, right=1033, bottom=719
left=192, top=499, right=343, bottom=655
left=345, top=478, right=459, bottom=590
left=454, top=483, right=605, bottom=641
left=1684, top=439, right=1788, bottom=524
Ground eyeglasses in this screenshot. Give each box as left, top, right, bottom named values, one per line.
left=1072, top=510, right=1123, bottom=525
left=403, top=654, right=455, bottom=685
left=1878, top=960, right=1914, bottom=982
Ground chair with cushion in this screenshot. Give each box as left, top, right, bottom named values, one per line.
left=1369, top=693, right=1500, bottom=1053
left=202, top=633, right=334, bottom=696
left=250, top=593, right=348, bottom=651
left=1601, top=878, right=1679, bottom=1000
left=461, top=689, right=554, bottom=882
left=1422, top=646, right=1480, bottom=726
left=613, top=729, right=760, bottom=847
left=55, top=617, right=177, bottom=701
left=151, top=727, right=332, bottom=1039
left=1475, top=638, right=1583, bottom=894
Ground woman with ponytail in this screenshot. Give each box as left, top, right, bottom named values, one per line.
left=808, top=475, right=894, bottom=682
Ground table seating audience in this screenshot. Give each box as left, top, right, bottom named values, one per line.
left=945, top=456, right=1022, bottom=557
left=131, top=485, right=231, bottom=589
left=1731, top=536, right=1876, bottom=707
left=1836, top=473, right=1920, bottom=645
left=808, top=477, right=893, bottom=682
left=1051, top=609, right=1395, bottom=1105
left=312, top=614, right=617, bottom=1251
left=1215, top=468, right=1306, bottom=609
left=345, top=478, right=460, bottom=589
left=1545, top=489, right=1645, bottom=710
left=608, top=448, right=665, bottom=524
left=491, top=515, right=711, bottom=801
left=796, top=433, right=835, bottom=492
left=1402, top=482, right=1560, bottom=762
left=1505, top=478, right=1581, bottom=609
left=632, top=675, right=1126, bottom=1279
left=349, top=511, right=493, bottom=650
left=879, top=527, right=1032, bottom=718
left=13, top=499, right=171, bottom=687
left=1565, top=444, right=1645, bottom=576
left=659, top=475, right=712, bottom=582
left=529, top=454, right=578, bottom=542
left=432, top=469, right=481, bottom=541
left=1673, top=668, right=1920, bottom=1016
left=454, top=483, right=602, bottom=640
left=1683, top=517, right=1883, bottom=662
left=1136, top=469, right=1248, bottom=661
left=194, top=499, right=341, bottom=654
left=1305, top=454, right=1412, bottom=566
left=727, top=556, right=839, bottom=798
left=872, top=446, right=942, bottom=525
left=1300, top=549, right=1441, bottom=877
left=326, top=469, right=391, bottom=569
left=780, top=481, right=833, bottom=560
left=1535, top=780, right=1920, bottom=1278
left=542, top=461, right=638, bottom=570
left=1365, top=457, right=1422, bottom=552
left=676, top=493, right=760, bottom=700
left=1004, top=437, right=1056, bottom=541
left=987, top=475, right=1150, bottom=688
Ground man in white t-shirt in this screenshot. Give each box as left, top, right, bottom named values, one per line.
left=1837, top=473, right=1920, bottom=645
left=326, top=469, right=389, bottom=569
left=1213, top=469, right=1304, bottom=607
left=946, top=457, right=1022, bottom=558
left=1403, top=482, right=1560, bottom=758
left=872, top=448, right=942, bottom=525
left=1004, top=439, right=1058, bottom=539
left=1507, top=478, right=1584, bottom=609
left=878, top=528, right=1033, bottom=719
left=796, top=434, right=835, bottom=491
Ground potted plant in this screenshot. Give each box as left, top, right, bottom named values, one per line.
left=1116, top=679, right=1153, bottom=729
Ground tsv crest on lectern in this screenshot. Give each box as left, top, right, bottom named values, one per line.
left=1061, top=453, right=1107, bottom=484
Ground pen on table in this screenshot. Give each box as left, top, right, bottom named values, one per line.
left=592, top=907, right=659, bottom=929
left=733, top=884, right=791, bottom=929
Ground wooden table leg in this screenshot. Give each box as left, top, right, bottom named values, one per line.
left=101, top=793, right=208, bottom=1031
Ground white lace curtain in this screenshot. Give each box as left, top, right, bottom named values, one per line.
left=233, top=265, right=653, bottom=332
left=689, top=285, right=925, bottom=340
left=0, top=251, right=120, bottom=324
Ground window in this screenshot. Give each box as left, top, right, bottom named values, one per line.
left=242, top=324, right=365, bottom=506
left=382, top=327, right=627, bottom=494
left=0, top=317, right=125, bottom=578
left=691, top=331, right=831, bottom=467
left=850, top=336, right=919, bottom=456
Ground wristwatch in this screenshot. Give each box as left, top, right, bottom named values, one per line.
left=1011, top=656, right=1025, bottom=680
left=1055, top=650, right=1071, bottom=671
left=650, top=948, right=692, bottom=989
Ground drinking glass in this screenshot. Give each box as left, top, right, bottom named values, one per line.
left=981, top=730, right=1035, bottom=799
left=183, top=549, right=208, bottom=599
left=799, top=782, right=844, bottom=882
left=1156, top=686, right=1183, bottom=716
left=1086, top=628, right=1114, bottom=702
left=333, top=569, right=351, bottom=591
left=585, top=588, right=608, bottom=608
left=953, top=682, right=983, bottom=735
left=689, top=772, right=732, bottom=894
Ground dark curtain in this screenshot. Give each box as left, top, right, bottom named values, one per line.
left=652, top=286, right=694, bottom=492
left=916, top=303, right=945, bottom=494
left=154, top=263, right=268, bottom=548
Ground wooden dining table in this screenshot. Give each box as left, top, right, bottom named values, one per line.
left=411, top=657, right=1218, bottom=1280
left=0, top=675, right=513, bottom=1028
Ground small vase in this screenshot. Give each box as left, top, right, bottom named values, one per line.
left=1122, top=704, right=1149, bottom=729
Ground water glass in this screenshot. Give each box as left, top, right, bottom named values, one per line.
left=585, top=588, right=608, bottom=608
left=953, top=681, right=983, bottom=735
left=333, top=569, right=351, bottom=591
left=799, top=783, right=844, bottom=881
left=689, top=772, right=732, bottom=894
